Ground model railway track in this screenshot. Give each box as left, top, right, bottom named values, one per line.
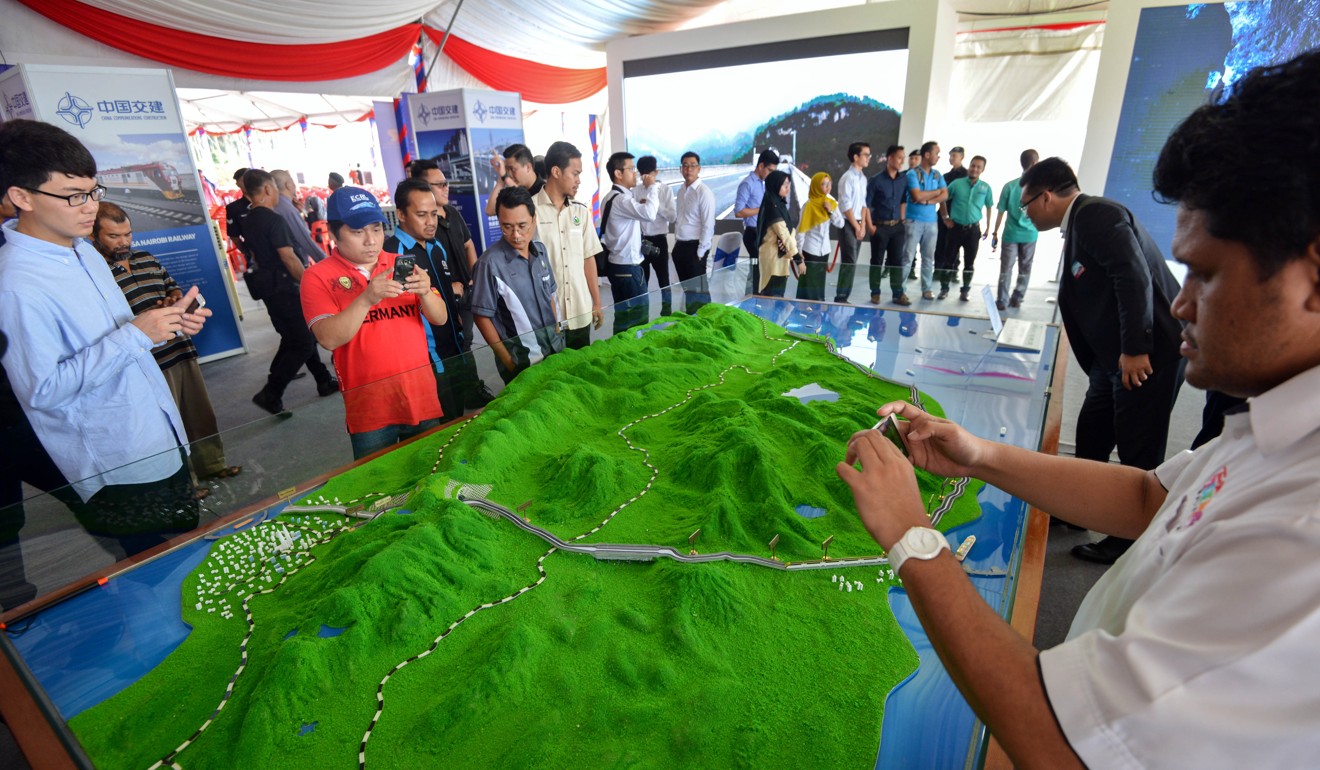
left=286, top=314, right=963, bottom=769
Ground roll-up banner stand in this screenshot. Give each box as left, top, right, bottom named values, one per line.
left=400, top=89, right=525, bottom=255
left=0, top=64, right=246, bottom=361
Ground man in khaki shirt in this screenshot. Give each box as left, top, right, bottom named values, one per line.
left=534, top=141, right=604, bottom=350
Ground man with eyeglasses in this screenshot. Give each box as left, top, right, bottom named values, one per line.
left=0, top=119, right=212, bottom=557
left=673, top=151, right=715, bottom=307
left=1020, top=156, right=1184, bottom=565
left=470, top=186, right=565, bottom=384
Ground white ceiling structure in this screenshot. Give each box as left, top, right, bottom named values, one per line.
left=0, top=0, right=1109, bottom=131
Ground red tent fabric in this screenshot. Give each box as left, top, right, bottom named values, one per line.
left=19, top=0, right=607, bottom=102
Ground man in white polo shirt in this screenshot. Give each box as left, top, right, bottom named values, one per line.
left=835, top=50, right=1320, bottom=768
left=534, top=141, right=603, bottom=350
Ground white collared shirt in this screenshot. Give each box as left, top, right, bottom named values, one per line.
left=641, top=179, right=676, bottom=237
left=1039, top=363, right=1320, bottom=769
left=601, top=184, right=657, bottom=265
left=798, top=205, right=845, bottom=255
left=839, top=166, right=868, bottom=221
left=1058, top=193, right=1083, bottom=237
left=675, top=178, right=716, bottom=255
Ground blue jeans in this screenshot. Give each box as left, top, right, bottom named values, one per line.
left=607, top=262, right=647, bottom=335
left=903, top=219, right=938, bottom=294
left=349, top=418, right=442, bottom=460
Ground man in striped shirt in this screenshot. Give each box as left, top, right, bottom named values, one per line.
left=93, top=202, right=239, bottom=485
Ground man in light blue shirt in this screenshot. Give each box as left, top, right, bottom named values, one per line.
left=904, top=141, right=948, bottom=299
left=735, top=149, right=779, bottom=293
left=0, top=119, right=211, bottom=556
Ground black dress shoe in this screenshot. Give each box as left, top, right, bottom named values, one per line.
left=317, top=378, right=340, bottom=397
left=1071, top=536, right=1133, bottom=565
left=251, top=389, right=286, bottom=415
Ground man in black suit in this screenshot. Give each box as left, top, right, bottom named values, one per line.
left=1020, top=157, right=1184, bottom=564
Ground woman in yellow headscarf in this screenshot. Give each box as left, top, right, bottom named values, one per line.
left=796, top=172, right=844, bottom=301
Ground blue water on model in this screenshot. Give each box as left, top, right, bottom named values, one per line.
left=317, top=624, right=347, bottom=639
left=794, top=505, right=827, bottom=519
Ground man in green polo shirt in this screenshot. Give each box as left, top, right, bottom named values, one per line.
left=992, top=149, right=1040, bottom=311
left=936, top=155, right=993, bottom=301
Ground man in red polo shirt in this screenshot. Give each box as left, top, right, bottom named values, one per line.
left=301, top=186, right=449, bottom=459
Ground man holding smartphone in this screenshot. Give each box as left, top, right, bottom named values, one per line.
left=93, top=202, right=239, bottom=487
left=301, top=186, right=448, bottom=459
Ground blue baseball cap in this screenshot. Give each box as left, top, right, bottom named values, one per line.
left=326, top=186, right=386, bottom=228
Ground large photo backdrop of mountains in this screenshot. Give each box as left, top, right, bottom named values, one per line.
left=624, top=47, right=908, bottom=187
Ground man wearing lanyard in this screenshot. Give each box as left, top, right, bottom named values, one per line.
left=383, top=179, right=467, bottom=419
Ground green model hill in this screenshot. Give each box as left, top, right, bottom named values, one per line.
left=70, top=304, right=980, bottom=768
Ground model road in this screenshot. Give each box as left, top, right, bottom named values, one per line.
left=465, top=498, right=889, bottom=570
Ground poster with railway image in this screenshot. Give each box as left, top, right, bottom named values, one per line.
left=467, top=126, right=528, bottom=250
left=622, top=29, right=907, bottom=221
left=1103, top=2, right=1320, bottom=258
left=8, top=64, right=244, bottom=359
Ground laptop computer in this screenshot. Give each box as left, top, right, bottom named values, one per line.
left=980, top=286, right=1047, bottom=352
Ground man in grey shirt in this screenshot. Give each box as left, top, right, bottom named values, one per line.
left=471, top=187, right=565, bottom=384
left=272, top=169, right=324, bottom=264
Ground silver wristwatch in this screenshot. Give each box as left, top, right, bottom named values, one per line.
left=888, top=527, right=951, bottom=575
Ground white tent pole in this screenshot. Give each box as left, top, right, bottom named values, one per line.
left=424, top=0, right=468, bottom=85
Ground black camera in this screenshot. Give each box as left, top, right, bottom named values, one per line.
left=639, top=239, right=661, bottom=260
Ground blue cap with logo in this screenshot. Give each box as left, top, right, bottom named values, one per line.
left=326, top=186, right=386, bottom=229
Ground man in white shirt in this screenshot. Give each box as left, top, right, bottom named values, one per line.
left=835, top=50, right=1320, bottom=769
left=835, top=142, right=871, bottom=303
left=673, top=152, right=716, bottom=311
left=600, top=152, right=657, bottom=335
left=636, top=155, right=676, bottom=316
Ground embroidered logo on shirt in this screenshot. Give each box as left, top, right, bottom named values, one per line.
left=573, top=214, right=582, bottom=226
left=1179, top=465, right=1227, bottom=530
left=1071, top=261, right=1086, bottom=279
left=338, top=276, right=353, bottom=289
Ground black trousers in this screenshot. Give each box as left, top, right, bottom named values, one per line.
left=0, top=416, right=81, bottom=610
left=1075, top=358, right=1185, bottom=471
left=641, top=234, right=673, bottom=311
left=743, top=227, right=760, bottom=296
left=672, top=240, right=710, bottom=312
left=834, top=225, right=861, bottom=302
left=69, top=451, right=199, bottom=559
left=263, top=292, right=330, bottom=397
left=868, top=222, right=907, bottom=297
left=796, top=252, right=829, bottom=301
left=937, top=223, right=981, bottom=289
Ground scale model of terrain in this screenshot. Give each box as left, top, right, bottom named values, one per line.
left=70, top=303, right=982, bottom=769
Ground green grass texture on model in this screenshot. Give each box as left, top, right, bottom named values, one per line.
left=70, top=303, right=981, bottom=768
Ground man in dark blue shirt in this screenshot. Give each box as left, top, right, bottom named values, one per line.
left=865, top=145, right=911, bottom=306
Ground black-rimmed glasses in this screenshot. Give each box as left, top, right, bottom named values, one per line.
left=22, top=185, right=108, bottom=207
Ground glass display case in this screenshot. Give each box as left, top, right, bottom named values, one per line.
left=0, top=264, right=1063, bottom=769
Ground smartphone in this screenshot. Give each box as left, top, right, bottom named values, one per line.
left=392, top=256, right=416, bottom=284
left=186, top=294, right=206, bottom=314
left=873, top=414, right=910, bottom=458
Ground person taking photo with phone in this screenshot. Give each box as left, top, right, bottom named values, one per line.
left=301, top=186, right=448, bottom=459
